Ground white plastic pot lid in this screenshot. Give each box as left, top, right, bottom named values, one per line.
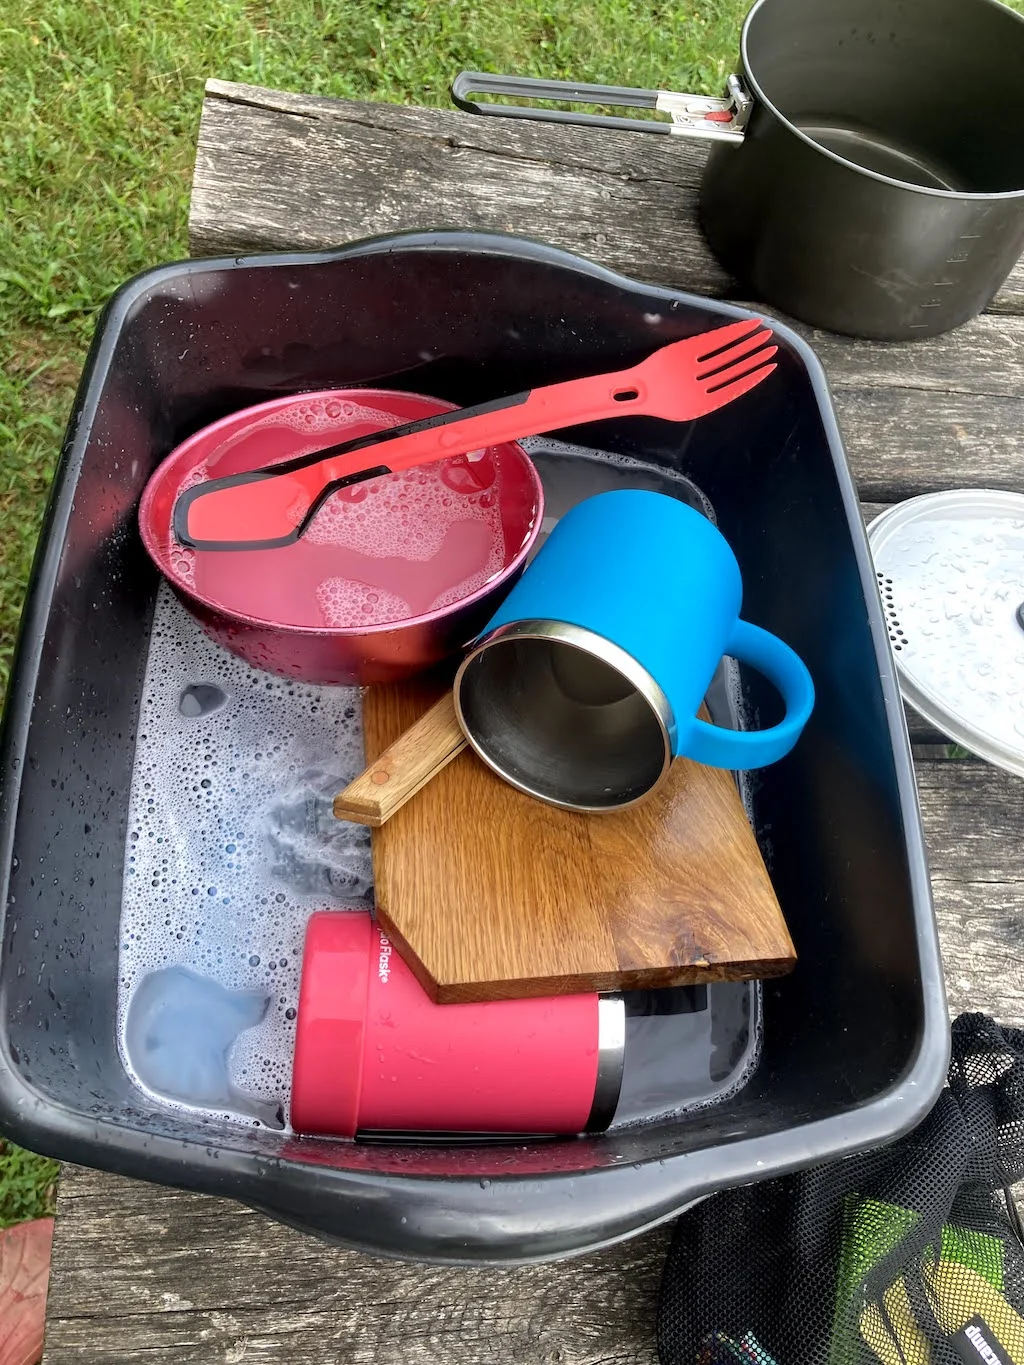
left=868, top=490, right=1024, bottom=776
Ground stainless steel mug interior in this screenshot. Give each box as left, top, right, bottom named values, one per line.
left=701, top=0, right=1024, bottom=338
left=455, top=624, right=674, bottom=813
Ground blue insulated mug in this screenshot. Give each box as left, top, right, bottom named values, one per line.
left=453, top=490, right=814, bottom=812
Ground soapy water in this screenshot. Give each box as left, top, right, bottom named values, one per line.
left=117, top=588, right=372, bottom=1126
left=617, top=982, right=758, bottom=1126
left=119, top=439, right=760, bottom=1133
left=190, top=460, right=511, bottom=629
left=124, top=966, right=280, bottom=1127
left=168, top=393, right=538, bottom=629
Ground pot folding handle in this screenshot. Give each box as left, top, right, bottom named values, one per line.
left=451, top=71, right=751, bottom=144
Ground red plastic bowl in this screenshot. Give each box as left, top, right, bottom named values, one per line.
left=139, top=389, right=544, bottom=685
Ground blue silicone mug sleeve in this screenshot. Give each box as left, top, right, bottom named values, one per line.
left=683, top=620, right=815, bottom=770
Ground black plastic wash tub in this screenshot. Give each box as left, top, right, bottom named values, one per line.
left=0, top=231, right=948, bottom=1264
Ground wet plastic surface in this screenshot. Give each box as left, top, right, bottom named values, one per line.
left=0, top=232, right=947, bottom=1263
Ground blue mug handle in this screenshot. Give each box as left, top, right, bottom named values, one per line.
left=684, top=620, right=815, bottom=770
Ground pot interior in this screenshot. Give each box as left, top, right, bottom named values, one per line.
left=744, top=0, right=1024, bottom=194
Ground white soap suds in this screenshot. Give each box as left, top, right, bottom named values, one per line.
left=116, top=584, right=372, bottom=1128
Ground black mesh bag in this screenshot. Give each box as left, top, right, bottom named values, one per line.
left=659, top=1014, right=1024, bottom=1365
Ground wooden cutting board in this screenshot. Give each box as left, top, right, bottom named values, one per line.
left=362, top=677, right=795, bottom=1003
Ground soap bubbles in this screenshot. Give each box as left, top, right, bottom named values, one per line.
left=117, top=585, right=372, bottom=1129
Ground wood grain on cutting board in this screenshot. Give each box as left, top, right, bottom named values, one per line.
left=361, top=677, right=795, bottom=1002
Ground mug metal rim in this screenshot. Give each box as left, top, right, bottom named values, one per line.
left=453, top=618, right=676, bottom=814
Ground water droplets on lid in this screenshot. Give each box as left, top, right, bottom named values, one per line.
left=868, top=490, right=1024, bottom=778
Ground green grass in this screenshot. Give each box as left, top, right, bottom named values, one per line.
left=0, top=1140, right=57, bottom=1228
left=0, top=0, right=748, bottom=1228
left=0, top=0, right=749, bottom=679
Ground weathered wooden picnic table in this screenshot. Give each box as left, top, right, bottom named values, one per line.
left=41, top=80, right=1024, bottom=1364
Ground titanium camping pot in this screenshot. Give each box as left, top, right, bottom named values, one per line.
left=453, top=0, right=1024, bottom=340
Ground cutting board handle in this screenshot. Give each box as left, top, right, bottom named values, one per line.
left=333, top=693, right=467, bottom=827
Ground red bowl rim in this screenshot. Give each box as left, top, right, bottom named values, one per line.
left=138, top=387, right=545, bottom=639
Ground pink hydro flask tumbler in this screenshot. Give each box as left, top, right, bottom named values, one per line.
left=290, top=912, right=625, bottom=1137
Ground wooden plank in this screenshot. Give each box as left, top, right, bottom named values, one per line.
left=43, top=1167, right=668, bottom=1364
left=936, top=881, right=1024, bottom=1024
left=832, top=388, right=1024, bottom=503
left=923, top=757, right=1024, bottom=1024
left=786, top=313, right=1024, bottom=397
left=188, top=81, right=1024, bottom=318
left=363, top=682, right=794, bottom=1002
left=42, top=756, right=1024, bottom=1361
left=916, top=759, right=1024, bottom=885
left=189, top=81, right=730, bottom=297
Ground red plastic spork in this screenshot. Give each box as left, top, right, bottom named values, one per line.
left=174, top=317, right=777, bottom=551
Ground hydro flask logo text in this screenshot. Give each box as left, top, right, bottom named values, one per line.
left=377, top=933, right=393, bottom=984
